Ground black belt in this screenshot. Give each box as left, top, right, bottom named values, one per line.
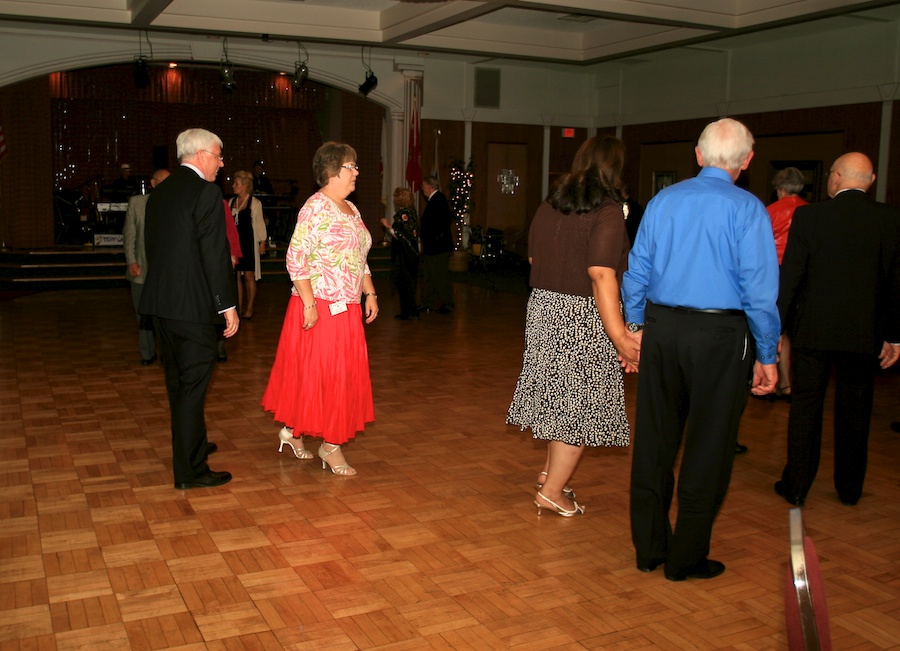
left=652, top=302, right=744, bottom=317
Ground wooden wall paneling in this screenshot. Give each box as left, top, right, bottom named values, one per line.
left=0, top=76, right=53, bottom=248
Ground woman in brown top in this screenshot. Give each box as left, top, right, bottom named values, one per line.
left=507, top=136, right=640, bottom=517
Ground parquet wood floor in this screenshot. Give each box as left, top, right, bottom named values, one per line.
left=1, top=278, right=899, bottom=650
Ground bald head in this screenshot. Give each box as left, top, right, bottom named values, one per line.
left=150, top=169, right=170, bottom=188
left=828, top=152, right=874, bottom=198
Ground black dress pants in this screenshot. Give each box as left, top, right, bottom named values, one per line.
left=155, top=317, right=217, bottom=483
left=630, top=304, right=753, bottom=575
left=781, top=347, right=877, bottom=504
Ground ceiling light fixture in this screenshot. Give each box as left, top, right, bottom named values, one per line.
left=133, top=31, right=153, bottom=89
left=292, top=41, right=309, bottom=90
left=220, top=36, right=236, bottom=91
left=358, top=46, right=377, bottom=96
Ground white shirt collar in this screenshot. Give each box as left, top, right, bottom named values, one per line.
left=181, top=162, right=205, bottom=179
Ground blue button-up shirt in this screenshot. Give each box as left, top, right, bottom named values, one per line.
left=622, top=166, right=780, bottom=363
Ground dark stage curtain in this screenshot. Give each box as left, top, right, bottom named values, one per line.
left=50, top=65, right=326, bottom=197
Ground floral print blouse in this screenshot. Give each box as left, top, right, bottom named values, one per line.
left=286, top=191, right=372, bottom=303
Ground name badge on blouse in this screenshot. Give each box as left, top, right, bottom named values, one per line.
left=329, top=301, right=348, bottom=316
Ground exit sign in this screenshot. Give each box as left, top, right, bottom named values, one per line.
left=562, top=128, right=575, bottom=138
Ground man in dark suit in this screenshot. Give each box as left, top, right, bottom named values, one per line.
left=139, top=128, right=239, bottom=489
left=419, top=175, right=454, bottom=313
left=776, top=152, right=900, bottom=506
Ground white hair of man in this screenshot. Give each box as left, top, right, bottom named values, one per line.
left=696, top=118, right=755, bottom=173
left=176, top=128, right=223, bottom=161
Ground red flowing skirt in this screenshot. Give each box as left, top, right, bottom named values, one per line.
left=261, top=295, right=374, bottom=444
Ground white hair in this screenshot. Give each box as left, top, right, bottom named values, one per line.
left=175, top=128, right=222, bottom=161
left=697, top=118, right=754, bottom=172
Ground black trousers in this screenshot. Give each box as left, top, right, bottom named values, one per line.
left=420, top=251, right=453, bottom=309
left=155, top=317, right=217, bottom=483
left=630, top=304, right=753, bottom=574
left=392, top=248, right=420, bottom=318
left=781, top=347, right=877, bottom=503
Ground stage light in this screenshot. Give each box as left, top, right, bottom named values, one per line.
left=291, top=42, right=309, bottom=90
left=220, top=37, right=236, bottom=91
left=220, top=61, right=236, bottom=91
left=358, top=71, right=378, bottom=96
left=133, top=31, right=153, bottom=89
left=133, top=57, right=150, bottom=88
left=358, top=46, right=377, bottom=96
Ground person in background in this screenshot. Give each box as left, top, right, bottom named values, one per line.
left=622, top=184, right=644, bottom=246
left=623, top=118, right=779, bottom=582
left=763, top=166, right=808, bottom=400
left=139, top=128, right=238, bottom=489
left=507, top=136, right=640, bottom=518
left=230, top=170, right=267, bottom=319
left=262, top=142, right=378, bottom=476
left=252, top=159, right=275, bottom=197
left=123, top=168, right=170, bottom=365
left=381, top=187, right=420, bottom=320
left=109, top=162, right=138, bottom=199
left=216, top=200, right=243, bottom=362
left=775, top=152, right=900, bottom=507
left=419, top=176, right=454, bottom=314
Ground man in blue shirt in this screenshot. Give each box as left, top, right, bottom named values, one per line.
left=622, top=118, right=779, bottom=582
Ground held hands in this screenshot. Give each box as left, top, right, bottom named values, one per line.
left=879, top=341, right=900, bottom=369
left=616, top=330, right=642, bottom=373
left=750, top=361, right=778, bottom=395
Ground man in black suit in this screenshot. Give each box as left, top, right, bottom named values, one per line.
left=139, top=128, right=239, bottom=489
left=776, top=152, right=900, bottom=506
left=419, top=175, right=454, bottom=313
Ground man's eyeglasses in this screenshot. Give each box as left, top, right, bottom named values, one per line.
left=341, top=163, right=359, bottom=172
left=201, top=149, right=224, bottom=162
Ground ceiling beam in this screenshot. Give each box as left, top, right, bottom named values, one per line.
left=131, top=0, right=173, bottom=28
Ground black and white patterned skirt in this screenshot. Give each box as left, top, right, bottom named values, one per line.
left=507, top=288, right=630, bottom=447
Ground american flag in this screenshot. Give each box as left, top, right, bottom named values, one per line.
left=0, top=124, right=7, bottom=163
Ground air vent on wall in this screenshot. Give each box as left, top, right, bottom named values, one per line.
left=474, top=68, right=500, bottom=109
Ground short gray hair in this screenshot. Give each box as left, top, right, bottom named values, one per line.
left=772, top=167, right=805, bottom=195
left=176, top=128, right=222, bottom=161
left=697, top=118, right=754, bottom=173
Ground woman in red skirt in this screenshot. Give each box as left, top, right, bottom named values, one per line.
left=261, top=142, right=378, bottom=475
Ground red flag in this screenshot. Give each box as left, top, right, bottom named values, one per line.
left=0, top=124, right=7, bottom=163
left=405, top=104, right=422, bottom=191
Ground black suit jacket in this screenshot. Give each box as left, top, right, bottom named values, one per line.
left=420, top=190, right=453, bottom=255
left=139, top=165, right=237, bottom=324
left=778, top=189, right=900, bottom=354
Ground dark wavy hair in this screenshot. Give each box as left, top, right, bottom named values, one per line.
left=549, top=136, right=625, bottom=214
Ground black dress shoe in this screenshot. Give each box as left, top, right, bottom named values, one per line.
left=636, top=558, right=666, bottom=573
left=174, top=470, right=232, bottom=490
left=206, top=442, right=218, bottom=455
left=216, top=353, right=227, bottom=362
left=140, top=355, right=157, bottom=366
left=665, top=559, right=726, bottom=582
left=774, top=480, right=804, bottom=506
left=734, top=443, right=748, bottom=455
left=437, top=305, right=454, bottom=314
left=838, top=495, right=859, bottom=506
left=891, top=421, right=900, bottom=434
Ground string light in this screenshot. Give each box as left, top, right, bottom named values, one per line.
left=448, top=159, right=474, bottom=250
